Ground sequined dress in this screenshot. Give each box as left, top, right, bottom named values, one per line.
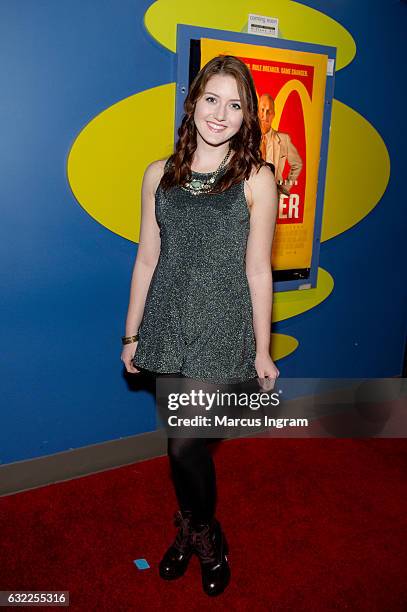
left=132, top=163, right=258, bottom=384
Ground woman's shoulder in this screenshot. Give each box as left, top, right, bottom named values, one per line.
left=244, top=163, right=276, bottom=210
left=245, top=162, right=275, bottom=190
left=145, top=157, right=170, bottom=177
left=144, top=157, right=171, bottom=192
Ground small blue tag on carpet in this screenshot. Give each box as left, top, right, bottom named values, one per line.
left=133, top=558, right=150, bottom=570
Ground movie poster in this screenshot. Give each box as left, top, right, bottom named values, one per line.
left=200, top=38, right=328, bottom=271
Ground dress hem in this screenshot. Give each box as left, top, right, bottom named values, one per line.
left=132, top=360, right=258, bottom=385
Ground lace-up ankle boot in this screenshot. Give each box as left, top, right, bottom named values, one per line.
left=190, top=518, right=231, bottom=596
left=159, top=510, right=194, bottom=580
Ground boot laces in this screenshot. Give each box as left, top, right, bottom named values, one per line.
left=173, top=511, right=192, bottom=553
left=191, top=524, right=217, bottom=564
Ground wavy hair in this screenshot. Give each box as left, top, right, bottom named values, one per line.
left=160, top=55, right=267, bottom=193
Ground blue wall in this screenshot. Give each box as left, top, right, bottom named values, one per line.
left=1, top=0, right=405, bottom=465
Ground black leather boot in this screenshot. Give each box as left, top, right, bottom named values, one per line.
left=190, top=518, right=231, bottom=596
left=159, top=510, right=194, bottom=580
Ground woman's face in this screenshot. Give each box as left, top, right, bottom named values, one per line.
left=193, top=74, right=244, bottom=146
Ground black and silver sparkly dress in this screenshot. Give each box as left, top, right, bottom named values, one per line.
left=132, top=164, right=258, bottom=384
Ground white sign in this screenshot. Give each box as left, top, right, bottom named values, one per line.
left=327, top=58, right=335, bottom=76
left=248, top=13, right=279, bottom=38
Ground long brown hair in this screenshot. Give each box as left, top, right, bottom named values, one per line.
left=160, top=54, right=267, bottom=193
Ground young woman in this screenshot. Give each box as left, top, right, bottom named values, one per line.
left=121, top=55, right=279, bottom=597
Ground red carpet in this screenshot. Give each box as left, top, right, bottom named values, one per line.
left=1, top=438, right=407, bottom=610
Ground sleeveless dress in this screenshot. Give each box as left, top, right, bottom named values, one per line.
left=132, top=162, right=258, bottom=385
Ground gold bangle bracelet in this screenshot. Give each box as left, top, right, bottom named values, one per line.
left=122, top=333, right=139, bottom=345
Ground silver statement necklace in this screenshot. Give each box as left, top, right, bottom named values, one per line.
left=180, top=146, right=232, bottom=195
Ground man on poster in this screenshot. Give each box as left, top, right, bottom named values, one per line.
left=258, top=93, right=303, bottom=195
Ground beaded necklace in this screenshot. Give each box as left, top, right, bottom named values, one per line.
left=180, top=147, right=232, bottom=195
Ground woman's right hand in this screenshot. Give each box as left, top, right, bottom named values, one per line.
left=121, top=342, right=141, bottom=374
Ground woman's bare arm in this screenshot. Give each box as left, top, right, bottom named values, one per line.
left=245, top=164, right=279, bottom=378
left=124, top=159, right=166, bottom=338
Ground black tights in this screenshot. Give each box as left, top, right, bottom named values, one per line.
left=156, top=372, right=259, bottom=524
left=167, top=435, right=217, bottom=523
left=155, top=373, right=220, bottom=524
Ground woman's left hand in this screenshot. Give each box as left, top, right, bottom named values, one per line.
left=255, top=352, right=280, bottom=390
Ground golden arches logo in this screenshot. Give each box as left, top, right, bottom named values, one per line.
left=273, top=79, right=318, bottom=228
